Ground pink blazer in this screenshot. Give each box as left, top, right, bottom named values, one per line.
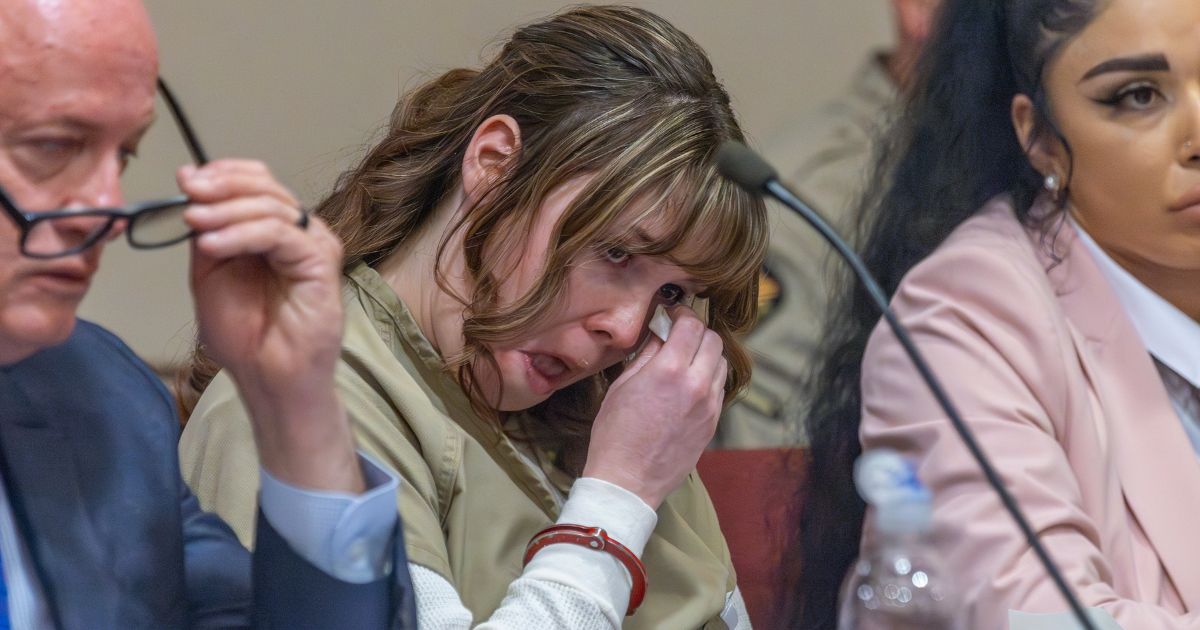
left=860, top=197, right=1200, bottom=627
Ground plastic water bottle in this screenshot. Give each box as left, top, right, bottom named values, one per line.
left=837, top=449, right=959, bottom=629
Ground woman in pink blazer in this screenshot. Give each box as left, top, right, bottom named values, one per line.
left=795, top=0, right=1200, bottom=627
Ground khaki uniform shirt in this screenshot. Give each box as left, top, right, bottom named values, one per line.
left=179, top=262, right=737, bottom=629
left=713, top=54, right=896, bottom=448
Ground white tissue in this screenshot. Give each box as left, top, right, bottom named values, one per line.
left=649, top=304, right=672, bottom=342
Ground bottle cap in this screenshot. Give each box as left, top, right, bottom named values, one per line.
left=854, top=448, right=932, bottom=535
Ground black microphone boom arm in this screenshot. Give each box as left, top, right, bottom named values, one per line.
left=716, top=140, right=1097, bottom=630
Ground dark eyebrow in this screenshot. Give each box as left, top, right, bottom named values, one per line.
left=1080, top=53, right=1170, bottom=82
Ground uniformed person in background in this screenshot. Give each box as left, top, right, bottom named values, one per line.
left=713, top=0, right=942, bottom=448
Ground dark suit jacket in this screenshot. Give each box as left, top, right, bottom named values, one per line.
left=0, top=320, right=417, bottom=629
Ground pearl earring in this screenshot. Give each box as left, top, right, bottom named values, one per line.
left=1044, top=173, right=1060, bottom=193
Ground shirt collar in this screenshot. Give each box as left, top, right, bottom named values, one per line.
left=1072, top=219, right=1200, bottom=387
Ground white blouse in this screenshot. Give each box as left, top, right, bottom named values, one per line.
left=408, top=476, right=750, bottom=629
left=1074, top=222, right=1200, bottom=449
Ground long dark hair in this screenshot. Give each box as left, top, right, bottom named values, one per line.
left=792, top=1, right=1104, bottom=626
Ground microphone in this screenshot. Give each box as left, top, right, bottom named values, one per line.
left=717, top=141, right=1098, bottom=630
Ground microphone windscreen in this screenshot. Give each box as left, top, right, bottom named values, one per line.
left=716, top=141, right=778, bottom=193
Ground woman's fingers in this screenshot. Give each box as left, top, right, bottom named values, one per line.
left=583, top=301, right=732, bottom=508
left=619, top=335, right=663, bottom=383
left=692, top=328, right=725, bottom=374
left=650, top=305, right=706, bottom=370
left=709, top=357, right=729, bottom=406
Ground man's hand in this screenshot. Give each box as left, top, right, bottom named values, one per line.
left=180, top=160, right=363, bottom=494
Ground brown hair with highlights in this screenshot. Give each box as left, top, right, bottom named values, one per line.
left=182, top=5, right=766, bottom=463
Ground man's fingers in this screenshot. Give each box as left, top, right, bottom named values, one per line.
left=193, top=214, right=339, bottom=272
left=184, top=196, right=306, bottom=232
left=179, top=158, right=272, bottom=180
left=178, top=159, right=299, bottom=207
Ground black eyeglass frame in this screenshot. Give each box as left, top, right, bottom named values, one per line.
left=0, top=78, right=210, bottom=259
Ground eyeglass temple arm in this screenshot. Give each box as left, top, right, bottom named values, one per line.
left=156, top=77, right=209, bottom=166
left=0, top=186, right=29, bottom=228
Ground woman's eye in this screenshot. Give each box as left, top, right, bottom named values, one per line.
left=1122, top=86, right=1159, bottom=108
left=605, top=247, right=631, bottom=264
left=657, top=283, right=686, bottom=305
left=1100, top=84, right=1163, bottom=111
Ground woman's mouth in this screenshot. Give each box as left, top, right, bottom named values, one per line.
left=524, top=351, right=570, bottom=395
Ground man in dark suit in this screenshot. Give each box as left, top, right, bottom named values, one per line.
left=0, top=0, right=417, bottom=627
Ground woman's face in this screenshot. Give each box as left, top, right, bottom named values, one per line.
left=1041, top=0, right=1200, bottom=277
left=480, top=176, right=705, bottom=412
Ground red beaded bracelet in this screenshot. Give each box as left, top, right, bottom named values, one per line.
left=522, top=524, right=648, bottom=616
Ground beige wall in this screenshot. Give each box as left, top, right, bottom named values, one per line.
left=79, top=1, right=892, bottom=367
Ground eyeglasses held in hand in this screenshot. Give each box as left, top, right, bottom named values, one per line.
left=0, top=78, right=305, bottom=259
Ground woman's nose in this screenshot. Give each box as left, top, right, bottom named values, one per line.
left=1181, top=87, right=1200, bottom=165
left=587, top=297, right=651, bottom=351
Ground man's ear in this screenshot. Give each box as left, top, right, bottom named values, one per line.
left=461, top=114, right=521, bottom=203
left=1011, top=93, right=1066, bottom=182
